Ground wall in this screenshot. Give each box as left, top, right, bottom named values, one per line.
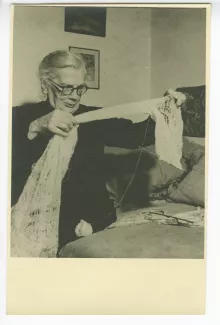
left=151, top=8, right=206, bottom=98
left=12, top=6, right=151, bottom=107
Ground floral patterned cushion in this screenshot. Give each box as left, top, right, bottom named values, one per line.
left=176, top=85, right=206, bottom=137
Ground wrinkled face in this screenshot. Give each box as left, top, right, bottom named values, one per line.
left=46, top=67, right=85, bottom=114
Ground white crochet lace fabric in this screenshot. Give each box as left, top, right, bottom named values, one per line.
left=10, top=96, right=183, bottom=257
left=154, top=96, right=183, bottom=170
left=11, top=128, right=78, bottom=257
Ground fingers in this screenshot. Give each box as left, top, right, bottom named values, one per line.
left=176, top=93, right=186, bottom=107
left=48, top=125, right=69, bottom=137
left=75, top=220, right=93, bottom=237
left=167, top=89, right=186, bottom=107
left=80, top=221, right=89, bottom=235
left=75, top=219, right=83, bottom=237
left=176, top=98, right=182, bottom=107
left=54, top=109, right=76, bottom=124
left=167, top=88, right=177, bottom=99
left=53, top=112, right=74, bottom=125
left=72, top=121, right=79, bottom=128
left=75, top=221, right=82, bottom=237
left=57, top=122, right=72, bottom=132
left=48, top=110, right=79, bottom=136
left=81, top=221, right=93, bottom=236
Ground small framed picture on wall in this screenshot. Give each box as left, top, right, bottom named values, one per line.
left=69, top=46, right=100, bottom=89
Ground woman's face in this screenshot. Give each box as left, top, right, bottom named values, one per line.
left=47, top=67, right=85, bottom=114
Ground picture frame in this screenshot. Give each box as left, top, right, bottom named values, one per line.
left=69, top=46, right=100, bottom=89
left=65, top=7, right=107, bottom=37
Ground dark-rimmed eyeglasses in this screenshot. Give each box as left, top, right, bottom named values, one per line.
left=49, top=79, right=88, bottom=96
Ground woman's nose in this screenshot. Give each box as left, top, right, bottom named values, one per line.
left=69, top=89, right=79, bottom=100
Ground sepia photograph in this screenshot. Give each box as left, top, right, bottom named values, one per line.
left=10, top=5, right=207, bottom=259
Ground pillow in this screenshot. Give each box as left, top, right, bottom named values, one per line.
left=105, top=137, right=205, bottom=208
left=168, top=154, right=205, bottom=207
left=105, top=145, right=187, bottom=208
left=142, top=144, right=186, bottom=193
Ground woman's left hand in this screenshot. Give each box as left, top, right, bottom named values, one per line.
left=167, top=88, right=186, bottom=107
left=75, top=219, right=93, bottom=237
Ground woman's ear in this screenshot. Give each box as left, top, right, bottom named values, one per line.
left=41, top=81, right=48, bottom=95
left=41, top=81, right=48, bottom=100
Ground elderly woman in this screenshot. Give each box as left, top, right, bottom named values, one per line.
left=12, top=50, right=186, bottom=256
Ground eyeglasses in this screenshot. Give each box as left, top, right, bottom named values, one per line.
left=49, top=79, right=88, bottom=96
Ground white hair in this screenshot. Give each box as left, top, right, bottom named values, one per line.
left=38, top=50, right=87, bottom=95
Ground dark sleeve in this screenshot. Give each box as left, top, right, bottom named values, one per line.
left=101, top=117, right=156, bottom=149
left=90, top=210, right=117, bottom=233
left=11, top=104, right=52, bottom=206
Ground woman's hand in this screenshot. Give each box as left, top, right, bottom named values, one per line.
left=75, top=219, right=93, bottom=238
left=166, top=88, right=186, bottom=107
left=28, top=109, right=78, bottom=139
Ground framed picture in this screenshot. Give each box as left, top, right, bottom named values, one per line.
left=69, top=46, right=100, bottom=89
left=65, top=7, right=107, bottom=37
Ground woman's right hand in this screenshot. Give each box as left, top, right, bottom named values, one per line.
left=28, top=109, right=78, bottom=139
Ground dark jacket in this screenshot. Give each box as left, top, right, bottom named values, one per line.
left=11, top=101, right=156, bottom=249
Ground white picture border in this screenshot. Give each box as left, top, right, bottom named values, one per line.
left=1, top=0, right=220, bottom=324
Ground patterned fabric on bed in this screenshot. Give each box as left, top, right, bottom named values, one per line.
left=176, top=85, right=206, bottom=137
left=164, top=85, right=205, bottom=137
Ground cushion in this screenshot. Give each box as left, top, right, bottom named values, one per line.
left=105, top=137, right=204, bottom=208
left=168, top=154, right=205, bottom=207
left=176, top=85, right=206, bottom=137
left=105, top=145, right=186, bottom=208
left=59, top=223, right=204, bottom=259
left=142, top=145, right=186, bottom=190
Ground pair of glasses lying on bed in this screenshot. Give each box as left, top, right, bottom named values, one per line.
left=147, top=210, right=194, bottom=226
